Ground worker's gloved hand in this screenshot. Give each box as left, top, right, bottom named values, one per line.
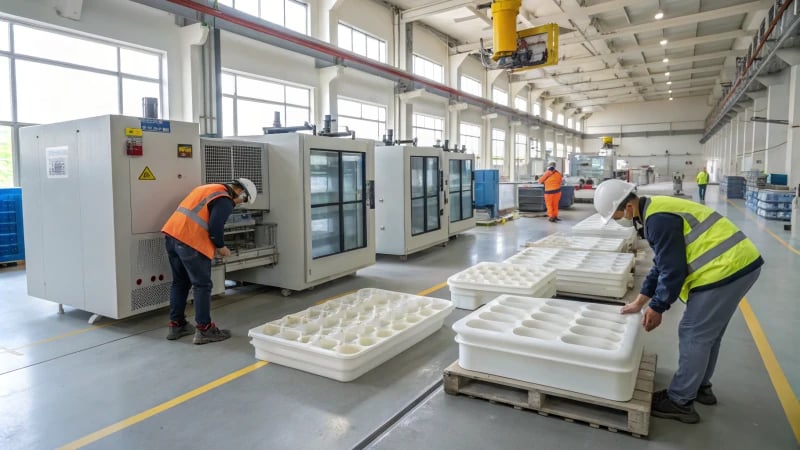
left=620, top=294, right=650, bottom=314
left=642, top=307, right=662, bottom=332
left=216, top=246, right=231, bottom=258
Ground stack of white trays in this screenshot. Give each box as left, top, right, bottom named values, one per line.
left=248, top=288, right=454, bottom=382
left=446, top=262, right=557, bottom=310
left=452, top=295, right=643, bottom=401
left=524, top=232, right=626, bottom=253
left=504, top=247, right=634, bottom=299
left=571, top=213, right=638, bottom=251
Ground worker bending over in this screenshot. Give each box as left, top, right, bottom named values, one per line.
left=594, top=179, right=763, bottom=424
left=538, top=161, right=563, bottom=222
left=161, top=178, right=257, bottom=344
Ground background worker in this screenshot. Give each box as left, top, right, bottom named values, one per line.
left=696, top=167, right=709, bottom=201
left=593, top=179, right=763, bottom=424
left=538, top=160, right=563, bottom=222
left=161, top=178, right=257, bottom=345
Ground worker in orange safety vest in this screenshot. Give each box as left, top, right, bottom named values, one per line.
left=538, top=160, right=563, bottom=222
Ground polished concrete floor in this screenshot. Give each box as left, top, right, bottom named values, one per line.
left=1, top=183, right=798, bottom=449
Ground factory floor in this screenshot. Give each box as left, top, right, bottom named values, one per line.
left=1, top=183, right=798, bottom=449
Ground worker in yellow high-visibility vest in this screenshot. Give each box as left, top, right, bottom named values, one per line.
left=696, top=168, right=709, bottom=202
left=594, top=179, right=763, bottom=424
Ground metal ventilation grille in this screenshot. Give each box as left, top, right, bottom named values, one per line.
left=136, top=237, right=169, bottom=275
left=203, top=143, right=264, bottom=193
left=131, top=283, right=170, bottom=311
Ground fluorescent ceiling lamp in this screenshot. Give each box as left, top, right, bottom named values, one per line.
left=664, top=72, right=670, bottom=77
left=669, top=97, right=673, bottom=100
left=668, top=89, right=673, bottom=93
left=662, top=58, right=669, bottom=63
left=666, top=81, right=672, bottom=85
left=655, top=11, right=664, bottom=20
left=660, top=39, right=668, bottom=46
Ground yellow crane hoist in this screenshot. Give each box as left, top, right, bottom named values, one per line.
left=480, top=0, right=559, bottom=72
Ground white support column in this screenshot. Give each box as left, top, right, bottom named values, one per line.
left=764, top=71, right=790, bottom=174
left=448, top=53, right=469, bottom=146
left=482, top=113, right=497, bottom=171
left=318, top=65, right=344, bottom=126
left=785, top=64, right=800, bottom=188
left=748, top=93, right=768, bottom=171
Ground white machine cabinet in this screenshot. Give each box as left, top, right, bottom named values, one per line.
left=374, top=145, right=448, bottom=258
left=443, top=151, right=475, bottom=236
left=228, top=133, right=375, bottom=295
left=19, top=115, right=203, bottom=320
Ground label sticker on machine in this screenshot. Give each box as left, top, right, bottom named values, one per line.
left=140, top=118, right=171, bottom=133
left=46, top=146, right=69, bottom=179
left=177, top=144, right=193, bottom=158
left=138, top=166, right=156, bottom=181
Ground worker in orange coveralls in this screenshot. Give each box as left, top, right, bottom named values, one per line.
left=538, top=160, right=563, bottom=222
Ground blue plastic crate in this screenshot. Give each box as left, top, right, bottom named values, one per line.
left=766, top=173, right=788, bottom=186
left=474, top=170, right=500, bottom=218
left=558, top=185, right=575, bottom=208
left=757, top=208, right=791, bottom=221
left=757, top=190, right=795, bottom=203
left=756, top=200, right=792, bottom=212
left=0, top=187, right=24, bottom=262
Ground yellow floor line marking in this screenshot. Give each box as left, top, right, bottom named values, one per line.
left=726, top=199, right=800, bottom=257
left=58, top=361, right=269, bottom=450
left=740, top=297, right=800, bottom=444
left=57, top=281, right=449, bottom=448
left=11, top=320, right=129, bottom=352
left=416, top=282, right=448, bottom=297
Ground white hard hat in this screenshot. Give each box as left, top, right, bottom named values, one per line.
left=593, top=179, right=636, bottom=223
left=233, top=177, right=257, bottom=205
left=547, top=160, right=557, bottom=166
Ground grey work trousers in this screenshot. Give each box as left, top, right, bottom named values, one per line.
left=667, top=267, right=761, bottom=405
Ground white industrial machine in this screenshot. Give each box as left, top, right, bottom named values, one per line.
left=18, top=115, right=195, bottom=320
left=374, top=145, right=448, bottom=259
left=228, top=133, right=375, bottom=296
left=443, top=151, right=475, bottom=236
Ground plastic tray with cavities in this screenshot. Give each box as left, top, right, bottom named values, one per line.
left=530, top=234, right=624, bottom=252
left=510, top=248, right=634, bottom=275
left=449, top=262, right=555, bottom=288
left=259, top=289, right=450, bottom=357
left=464, top=297, right=627, bottom=351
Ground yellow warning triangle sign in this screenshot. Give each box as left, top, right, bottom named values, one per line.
left=138, top=166, right=156, bottom=181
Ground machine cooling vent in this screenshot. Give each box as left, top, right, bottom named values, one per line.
left=131, top=283, right=170, bottom=311
left=137, top=237, right=170, bottom=276
left=203, top=144, right=264, bottom=193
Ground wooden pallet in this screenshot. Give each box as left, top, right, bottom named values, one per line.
left=443, top=353, right=657, bottom=437
left=0, top=260, right=24, bottom=269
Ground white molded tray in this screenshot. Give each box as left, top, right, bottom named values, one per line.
left=571, top=214, right=638, bottom=249
left=452, top=295, right=643, bottom=401
left=447, top=262, right=557, bottom=310
left=248, top=288, right=454, bottom=381
left=525, top=232, right=626, bottom=253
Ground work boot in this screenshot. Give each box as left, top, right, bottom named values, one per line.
left=696, top=385, right=717, bottom=405
left=554, top=217, right=562, bottom=222
left=651, top=390, right=700, bottom=424
left=193, top=322, right=232, bottom=345
left=548, top=217, right=556, bottom=222
left=166, top=320, right=195, bottom=340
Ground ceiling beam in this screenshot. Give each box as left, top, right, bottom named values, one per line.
left=536, top=66, right=725, bottom=92
left=541, top=75, right=719, bottom=99
left=559, top=0, right=771, bottom=45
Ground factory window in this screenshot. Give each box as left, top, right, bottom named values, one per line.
left=567, top=117, right=574, bottom=129
left=533, top=102, right=541, bottom=116
left=515, top=96, right=528, bottom=113
left=546, top=109, right=553, bottom=121
left=337, top=98, right=387, bottom=141
left=412, top=55, right=443, bottom=83
left=530, top=138, right=542, bottom=159
left=557, top=142, right=564, bottom=157
left=412, top=113, right=443, bottom=146
left=515, top=133, right=528, bottom=179
left=221, top=70, right=311, bottom=136
left=0, top=19, right=165, bottom=186
left=557, top=113, right=565, bottom=126
left=492, top=87, right=508, bottom=106
left=491, top=128, right=505, bottom=175
left=575, top=146, right=581, bottom=154
left=460, top=75, right=481, bottom=97
left=218, top=0, right=309, bottom=35
left=459, top=122, right=480, bottom=155
left=337, top=23, right=386, bottom=63
left=575, top=120, right=582, bottom=132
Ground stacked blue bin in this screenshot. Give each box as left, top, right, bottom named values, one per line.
left=756, top=190, right=794, bottom=221
left=474, top=170, right=500, bottom=218
left=559, top=185, right=575, bottom=208
left=745, top=186, right=758, bottom=212
left=720, top=176, right=746, bottom=199
left=0, top=187, right=24, bottom=263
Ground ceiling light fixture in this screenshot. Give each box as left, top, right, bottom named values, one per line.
left=669, top=97, right=674, bottom=100
left=667, top=81, right=672, bottom=85
left=669, top=89, right=673, bottom=93
left=665, top=72, right=670, bottom=77
left=660, top=39, right=668, bottom=45
left=662, top=58, right=669, bottom=63
left=655, top=11, right=664, bottom=20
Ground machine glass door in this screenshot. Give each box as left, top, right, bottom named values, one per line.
left=309, top=148, right=366, bottom=259
left=425, top=156, right=440, bottom=231
left=449, top=159, right=463, bottom=222
left=410, top=156, right=441, bottom=235
left=410, top=156, right=425, bottom=235
left=461, top=159, right=474, bottom=219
